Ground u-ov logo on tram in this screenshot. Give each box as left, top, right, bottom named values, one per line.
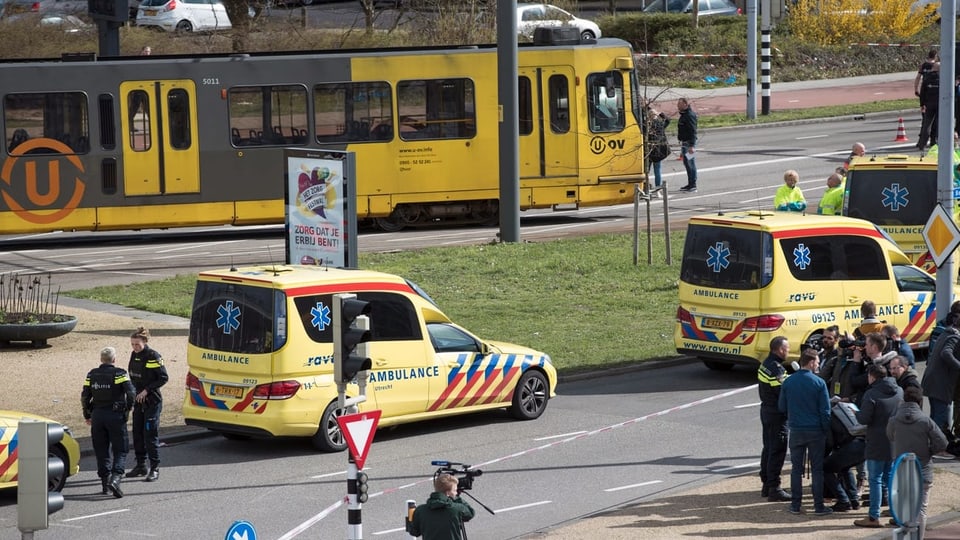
left=589, top=136, right=625, bottom=155
left=0, top=138, right=85, bottom=224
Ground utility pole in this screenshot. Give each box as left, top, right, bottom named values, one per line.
left=746, top=0, right=757, bottom=119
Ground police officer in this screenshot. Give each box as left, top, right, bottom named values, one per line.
left=758, top=336, right=792, bottom=502
left=82, top=346, right=136, bottom=498
left=126, top=326, right=168, bottom=482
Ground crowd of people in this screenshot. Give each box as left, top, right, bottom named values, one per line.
left=758, top=300, right=960, bottom=534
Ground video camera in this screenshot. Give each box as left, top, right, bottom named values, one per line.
left=838, top=336, right=866, bottom=360
left=432, top=460, right=483, bottom=492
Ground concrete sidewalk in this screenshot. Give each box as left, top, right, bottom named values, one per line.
left=646, top=71, right=917, bottom=116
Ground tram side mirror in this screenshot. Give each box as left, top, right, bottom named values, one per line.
left=605, top=74, right=617, bottom=99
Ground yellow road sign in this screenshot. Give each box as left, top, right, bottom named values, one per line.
left=922, top=203, right=960, bottom=268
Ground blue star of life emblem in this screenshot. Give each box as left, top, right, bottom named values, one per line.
left=706, top=242, right=731, bottom=273
left=793, top=243, right=811, bottom=270
left=216, top=300, right=241, bottom=335
left=310, top=302, right=331, bottom=331
left=881, top=183, right=909, bottom=212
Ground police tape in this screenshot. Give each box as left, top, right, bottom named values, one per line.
left=848, top=42, right=932, bottom=47
left=637, top=53, right=745, bottom=58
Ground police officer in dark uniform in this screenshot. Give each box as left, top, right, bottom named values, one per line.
left=758, top=336, right=792, bottom=502
left=82, top=346, right=136, bottom=498
left=126, top=326, right=168, bottom=482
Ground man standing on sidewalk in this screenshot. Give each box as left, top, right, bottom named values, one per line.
left=758, top=336, right=791, bottom=502
left=854, top=363, right=903, bottom=528
left=779, top=348, right=833, bottom=516
left=677, top=97, right=698, bottom=193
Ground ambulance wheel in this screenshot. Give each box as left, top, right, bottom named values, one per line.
left=312, top=401, right=347, bottom=452
left=701, top=359, right=735, bottom=371
left=509, top=370, right=549, bottom=420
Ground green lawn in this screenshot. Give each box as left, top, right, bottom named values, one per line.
left=65, top=231, right=684, bottom=374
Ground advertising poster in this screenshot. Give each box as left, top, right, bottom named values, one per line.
left=283, top=149, right=357, bottom=268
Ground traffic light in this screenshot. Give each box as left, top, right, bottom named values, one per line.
left=17, top=420, right=65, bottom=533
left=333, top=293, right=372, bottom=383
left=356, top=471, right=369, bottom=503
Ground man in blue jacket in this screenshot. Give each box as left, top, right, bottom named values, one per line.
left=779, top=348, right=833, bottom=516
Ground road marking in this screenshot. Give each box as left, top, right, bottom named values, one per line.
left=534, top=431, right=587, bottom=441
left=61, top=508, right=130, bottom=521
left=734, top=402, right=761, bottom=409
left=714, top=461, right=760, bottom=473
left=495, top=500, right=553, bottom=512
left=311, top=468, right=372, bottom=479
left=796, top=134, right=829, bottom=140
left=372, top=527, right=407, bottom=535
left=279, top=384, right=758, bottom=538
left=605, top=480, right=663, bottom=492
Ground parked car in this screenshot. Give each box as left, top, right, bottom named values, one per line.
left=517, top=3, right=601, bottom=40
left=4, top=11, right=92, bottom=32
left=0, top=410, right=81, bottom=492
left=642, top=0, right=741, bottom=16
left=136, top=0, right=235, bottom=32
left=2, top=0, right=85, bottom=14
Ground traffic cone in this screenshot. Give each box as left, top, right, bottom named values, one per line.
left=894, top=117, right=908, bottom=142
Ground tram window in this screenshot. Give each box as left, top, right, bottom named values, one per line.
left=586, top=71, right=625, bottom=133
left=314, top=82, right=393, bottom=144
left=397, top=78, right=476, bottom=141
left=228, top=85, right=308, bottom=147
left=167, top=89, right=191, bottom=150
left=128, top=90, right=151, bottom=152
left=548, top=74, right=570, bottom=134
left=98, top=94, right=116, bottom=151
left=4, top=92, right=89, bottom=155
left=518, top=76, right=532, bottom=135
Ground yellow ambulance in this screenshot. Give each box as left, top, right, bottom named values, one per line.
left=675, top=211, right=944, bottom=369
left=183, top=265, right=557, bottom=451
left=843, top=154, right=957, bottom=274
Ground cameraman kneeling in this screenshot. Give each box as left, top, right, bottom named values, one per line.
left=409, top=473, right=476, bottom=540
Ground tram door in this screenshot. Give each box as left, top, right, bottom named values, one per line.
left=119, top=80, right=200, bottom=196
left=518, top=66, right=577, bottom=179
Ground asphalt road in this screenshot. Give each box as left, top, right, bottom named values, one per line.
left=0, top=360, right=767, bottom=539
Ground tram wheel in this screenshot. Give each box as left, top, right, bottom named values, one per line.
left=374, top=217, right=405, bottom=232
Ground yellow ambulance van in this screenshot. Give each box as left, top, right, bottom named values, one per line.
left=183, top=265, right=557, bottom=451
left=843, top=154, right=957, bottom=274
left=675, top=211, right=945, bottom=370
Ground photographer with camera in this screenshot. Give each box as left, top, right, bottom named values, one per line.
left=881, top=324, right=915, bottom=368
left=409, top=473, right=476, bottom=540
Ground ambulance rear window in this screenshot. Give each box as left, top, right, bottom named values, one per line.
left=189, top=282, right=283, bottom=354
left=845, top=168, right=937, bottom=226
left=680, top=224, right=772, bottom=290
left=293, top=291, right=423, bottom=343
left=778, top=235, right=888, bottom=281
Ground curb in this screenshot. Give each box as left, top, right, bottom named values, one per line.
left=76, top=425, right=214, bottom=459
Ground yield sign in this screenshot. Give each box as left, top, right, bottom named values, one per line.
left=922, top=203, right=960, bottom=268
left=336, top=409, right=381, bottom=469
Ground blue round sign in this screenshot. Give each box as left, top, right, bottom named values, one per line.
left=225, top=520, right=257, bottom=540
left=889, top=452, right=924, bottom=528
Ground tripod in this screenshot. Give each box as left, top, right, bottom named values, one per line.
left=457, top=489, right=495, bottom=540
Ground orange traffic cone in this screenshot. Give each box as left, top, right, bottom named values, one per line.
left=894, top=117, right=908, bottom=142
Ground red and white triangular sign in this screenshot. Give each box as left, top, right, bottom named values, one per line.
left=336, top=410, right=381, bottom=469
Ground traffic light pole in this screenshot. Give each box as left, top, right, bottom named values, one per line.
left=17, top=420, right=65, bottom=538
left=347, top=455, right=362, bottom=540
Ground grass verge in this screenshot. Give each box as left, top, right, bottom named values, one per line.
left=65, top=231, right=685, bottom=373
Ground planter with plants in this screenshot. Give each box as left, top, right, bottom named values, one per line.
left=0, top=272, right=77, bottom=348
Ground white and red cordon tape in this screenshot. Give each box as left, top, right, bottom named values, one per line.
left=637, top=53, right=744, bottom=58
left=848, top=43, right=932, bottom=47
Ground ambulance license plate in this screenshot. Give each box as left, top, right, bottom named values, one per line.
left=701, top=317, right=734, bottom=330
left=211, top=384, right=244, bottom=398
